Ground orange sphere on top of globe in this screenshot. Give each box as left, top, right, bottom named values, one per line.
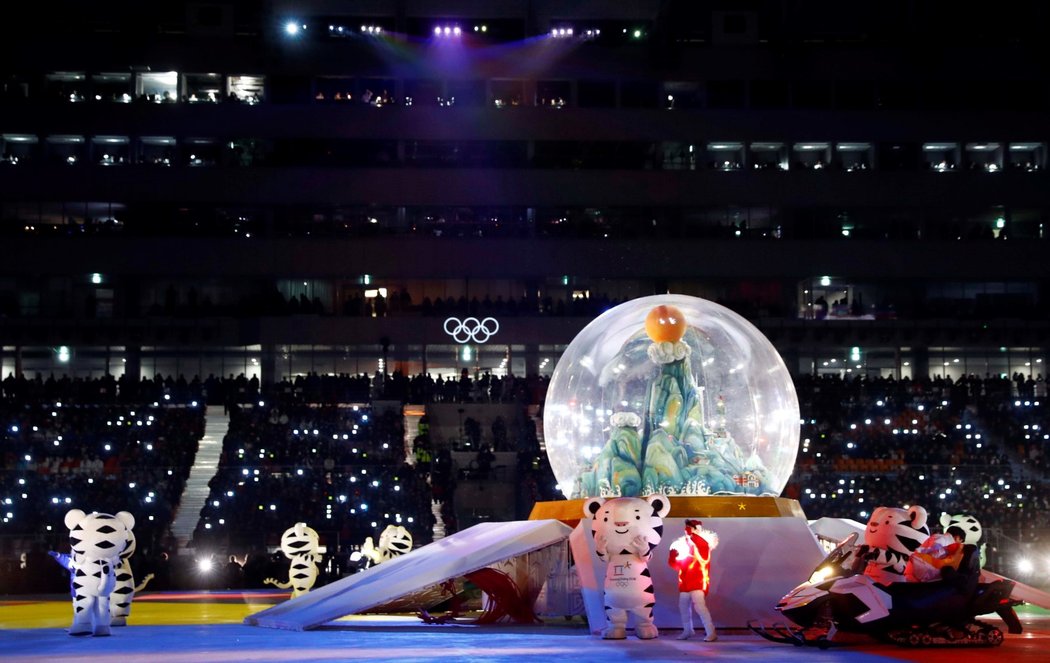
left=644, top=304, right=687, bottom=343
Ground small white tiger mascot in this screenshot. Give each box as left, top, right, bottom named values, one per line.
left=584, top=494, right=670, bottom=640
left=350, top=524, right=413, bottom=569
left=940, top=512, right=987, bottom=567
left=858, top=504, right=930, bottom=585
left=64, top=509, right=135, bottom=636
left=264, top=522, right=321, bottom=598
left=110, top=529, right=154, bottom=626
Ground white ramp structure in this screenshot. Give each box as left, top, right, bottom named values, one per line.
left=247, top=519, right=573, bottom=630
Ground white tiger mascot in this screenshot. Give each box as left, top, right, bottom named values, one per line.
left=64, top=509, right=135, bottom=636
left=858, top=504, right=930, bottom=585
left=110, top=529, right=154, bottom=626
left=264, top=522, right=321, bottom=598
left=350, top=524, right=413, bottom=569
left=584, top=494, right=670, bottom=640
left=940, top=512, right=987, bottom=567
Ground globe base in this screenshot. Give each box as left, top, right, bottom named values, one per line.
left=528, top=495, right=806, bottom=527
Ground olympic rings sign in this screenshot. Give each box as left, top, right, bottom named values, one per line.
left=443, top=317, right=500, bottom=344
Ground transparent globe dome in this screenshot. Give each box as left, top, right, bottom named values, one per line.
left=544, top=295, right=799, bottom=499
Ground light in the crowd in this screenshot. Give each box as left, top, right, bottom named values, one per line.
left=1018, top=558, right=1034, bottom=574
left=90, top=273, right=103, bottom=284
left=57, top=346, right=71, bottom=363
left=285, top=21, right=304, bottom=36
left=198, top=558, right=214, bottom=572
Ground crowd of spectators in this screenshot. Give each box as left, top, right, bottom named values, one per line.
left=1, top=372, right=206, bottom=405
left=0, top=400, right=202, bottom=587
left=0, top=370, right=551, bottom=409
left=795, top=373, right=1013, bottom=471
left=789, top=372, right=1050, bottom=565
left=191, top=404, right=436, bottom=559
left=136, top=287, right=630, bottom=320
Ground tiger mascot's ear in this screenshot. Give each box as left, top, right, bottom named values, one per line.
left=584, top=497, right=605, bottom=519
left=939, top=512, right=951, bottom=531
left=908, top=505, right=928, bottom=531
left=645, top=494, right=671, bottom=519
left=64, top=509, right=87, bottom=530
left=115, top=511, right=135, bottom=531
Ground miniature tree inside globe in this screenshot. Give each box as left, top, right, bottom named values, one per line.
left=543, top=295, right=800, bottom=499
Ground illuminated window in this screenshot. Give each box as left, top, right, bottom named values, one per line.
left=136, top=72, right=179, bottom=103
left=45, top=72, right=86, bottom=102
left=1007, top=143, right=1044, bottom=172
left=184, top=73, right=223, bottom=103
left=922, top=142, right=959, bottom=172
left=750, top=142, right=787, bottom=171
left=91, top=136, right=129, bottom=166
left=91, top=73, right=131, bottom=103
left=706, top=142, right=743, bottom=171
left=1, top=134, right=38, bottom=164
left=792, top=142, right=830, bottom=170
left=836, top=143, right=872, bottom=172
left=228, top=75, right=265, bottom=104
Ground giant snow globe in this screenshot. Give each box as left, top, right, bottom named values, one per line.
left=544, top=295, right=799, bottom=499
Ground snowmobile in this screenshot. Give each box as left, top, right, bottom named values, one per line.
left=749, top=533, right=1022, bottom=648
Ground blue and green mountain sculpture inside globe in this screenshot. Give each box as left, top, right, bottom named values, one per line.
left=543, top=295, right=800, bottom=499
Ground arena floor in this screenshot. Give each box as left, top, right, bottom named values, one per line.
left=1, top=591, right=1048, bottom=662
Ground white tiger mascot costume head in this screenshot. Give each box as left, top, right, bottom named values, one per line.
left=110, top=529, right=154, bottom=626
left=859, top=505, right=929, bottom=585
left=584, top=494, right=670, bottom=640
left=940, top=512, right=987, bottom=568
left=264, top=522, right=321, bottom=597
left=350, top=524, right=413, bottom=569
left=64, top=509, right=134, bottom=636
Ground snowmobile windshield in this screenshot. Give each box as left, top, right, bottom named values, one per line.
left=808, top=532, right=860, bottom=584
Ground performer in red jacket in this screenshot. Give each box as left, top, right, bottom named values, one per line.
left=667, top=519, right=719, bottom=641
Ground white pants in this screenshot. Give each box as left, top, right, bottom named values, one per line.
left=679, top=590, right=715, bottom=637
